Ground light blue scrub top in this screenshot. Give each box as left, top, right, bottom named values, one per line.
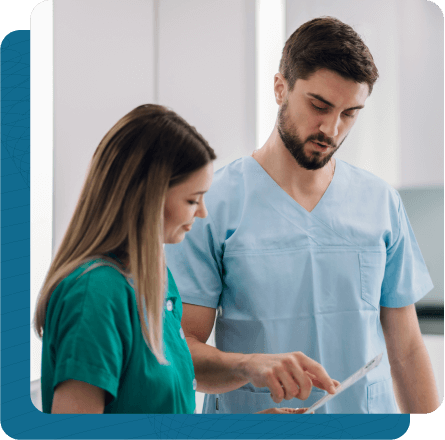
left=165, top=156, right=433, bottom=414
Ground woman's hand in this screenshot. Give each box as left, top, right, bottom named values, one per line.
left=238, top=351, right=339, bottom=403
left=255, top=407, right=312, bottom=414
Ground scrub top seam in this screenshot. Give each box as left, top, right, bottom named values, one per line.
left=263, top=182, right=356, bottom=246
left=380, top=278, right=434, bottom=308
left=203, top=207, right=224, bottom=276
left=51, top=270, right=121, bottom=395
left=310, top=213, right=355, bottom=245
left=54, top=356, right=120, bottom=399
left=77, top=258, right=134, bottom=292
left=216, top=309, right=381, bottom=320
left=182, top=294, right=218, bottom=309
left=64, top=269, right=128, bottom=376
left=224, top=245, right=386, bottom=256
left=386, top=192, right=403, bottom=253
left=66, top=265, right=135, bottom=385
left=67, top=269, right=92, bottom=355
left=262, top=196, right=323, bottom=245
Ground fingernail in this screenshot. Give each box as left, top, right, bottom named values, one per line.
left=329, top=386, right=336, bottom=393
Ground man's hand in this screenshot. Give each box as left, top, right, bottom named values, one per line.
left=238, top=351, right=339, bottom=403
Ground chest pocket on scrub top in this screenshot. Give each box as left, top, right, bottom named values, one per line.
left=359, top=252, right=386, bottom=310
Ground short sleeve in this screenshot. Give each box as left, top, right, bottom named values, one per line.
left=380, top=193, right=434, bottom=307
left=48, top=267, right=133, bottom=401
left=165, top=211, right=223, bottom=309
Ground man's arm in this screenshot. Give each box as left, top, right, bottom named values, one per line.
left=182, top=303, right=339, bottom=403
left=380, top=304, right=439, bottom=413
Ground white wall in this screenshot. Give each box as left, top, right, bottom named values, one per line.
left=158, top=0, right=256, bottom=171
left=53, top=0, right=156, bottom=252
left=398, top=0, right=444, bottom=187
left=52, top=0, right=256, bottom=250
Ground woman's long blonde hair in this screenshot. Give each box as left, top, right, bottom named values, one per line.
left=34, top=104, right=216, bottom=363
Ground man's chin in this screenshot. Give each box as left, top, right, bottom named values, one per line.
left=305, top=148, right=337, bottom=168
left=294, top=153, right=329, bottom=171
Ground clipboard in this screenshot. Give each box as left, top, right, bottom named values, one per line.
left=302, top=352, right=383, bottom=414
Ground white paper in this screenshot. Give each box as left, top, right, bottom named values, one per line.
left=302, top=352, right=383, bottom=414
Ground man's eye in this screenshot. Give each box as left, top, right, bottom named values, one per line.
left=312, top=103, right=328, bottom=112
left=342, top=112, right=356, bottom=118
left=188, top=201, right=199, bottom=205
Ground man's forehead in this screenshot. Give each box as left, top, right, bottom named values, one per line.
left=295, top=69, right=369, bottom=105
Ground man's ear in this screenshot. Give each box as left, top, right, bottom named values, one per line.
left=274, top=73, right=288, bottom=105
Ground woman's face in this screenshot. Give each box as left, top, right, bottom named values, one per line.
left=163, top=162, right=214, bottom=244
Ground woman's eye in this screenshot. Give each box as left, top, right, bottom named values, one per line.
left=188, top=200, right=199, bottom=205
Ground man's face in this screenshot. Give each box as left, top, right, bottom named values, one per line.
left=276, top=68, right=369, bottom=170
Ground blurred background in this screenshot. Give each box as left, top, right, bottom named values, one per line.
left=30, top=0, right=443, bottom=412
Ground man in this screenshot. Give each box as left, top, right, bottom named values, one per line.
left=165, top=17, right=439, bottom=414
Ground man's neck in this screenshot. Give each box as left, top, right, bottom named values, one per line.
left=252, top=128, right=336, bottom=212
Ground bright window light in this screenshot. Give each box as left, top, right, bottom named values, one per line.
left=256, top=0, right=285, bottom=150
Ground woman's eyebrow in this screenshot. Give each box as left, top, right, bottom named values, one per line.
left=308, top=93, right=365, bottom=111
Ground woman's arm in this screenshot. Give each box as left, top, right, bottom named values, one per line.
left=182, top=304, right=338, bottom=401
left=51, top=379, right=105, bottom=414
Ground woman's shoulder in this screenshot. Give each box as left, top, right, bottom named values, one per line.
left=51, top=258, right=134, bottom=309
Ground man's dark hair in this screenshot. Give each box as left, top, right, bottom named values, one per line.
left=279, top=17, right=379, bottom=94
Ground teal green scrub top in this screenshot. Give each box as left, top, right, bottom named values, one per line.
left=41, top=259, right=196, bottom=414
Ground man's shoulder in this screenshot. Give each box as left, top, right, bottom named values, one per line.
left=339, top=159, right=400, bottom=199
left=206, top=156, right=251, bottom=203
left=212, top=156, right=249, bottom=184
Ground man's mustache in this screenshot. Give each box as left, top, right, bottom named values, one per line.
left=306, top=133, right=336, bottom=148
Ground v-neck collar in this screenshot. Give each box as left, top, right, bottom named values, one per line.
left=246, top=155, right=341, bottom=215
left=244, top=156, right=353, bottom=246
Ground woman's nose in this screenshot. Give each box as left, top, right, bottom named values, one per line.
left=195, top=200, right=208, bottom=218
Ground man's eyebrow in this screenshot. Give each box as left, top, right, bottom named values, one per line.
left=308, top=93, right=365, bottom=111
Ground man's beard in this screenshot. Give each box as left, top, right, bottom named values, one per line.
left=277, top=102, right=345, bottom=170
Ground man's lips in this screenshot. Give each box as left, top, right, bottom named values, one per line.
left=309, top=140, right=331, bottom=149
left=314, top=138, right=332, bottom=146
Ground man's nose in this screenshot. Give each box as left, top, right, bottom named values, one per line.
left=319, top=114, right=340, bottom=138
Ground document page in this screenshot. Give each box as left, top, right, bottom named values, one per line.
left=302, top=352, right=383, bottom=414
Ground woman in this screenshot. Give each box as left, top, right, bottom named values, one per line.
left=34, top=104, right=311, bottom=414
